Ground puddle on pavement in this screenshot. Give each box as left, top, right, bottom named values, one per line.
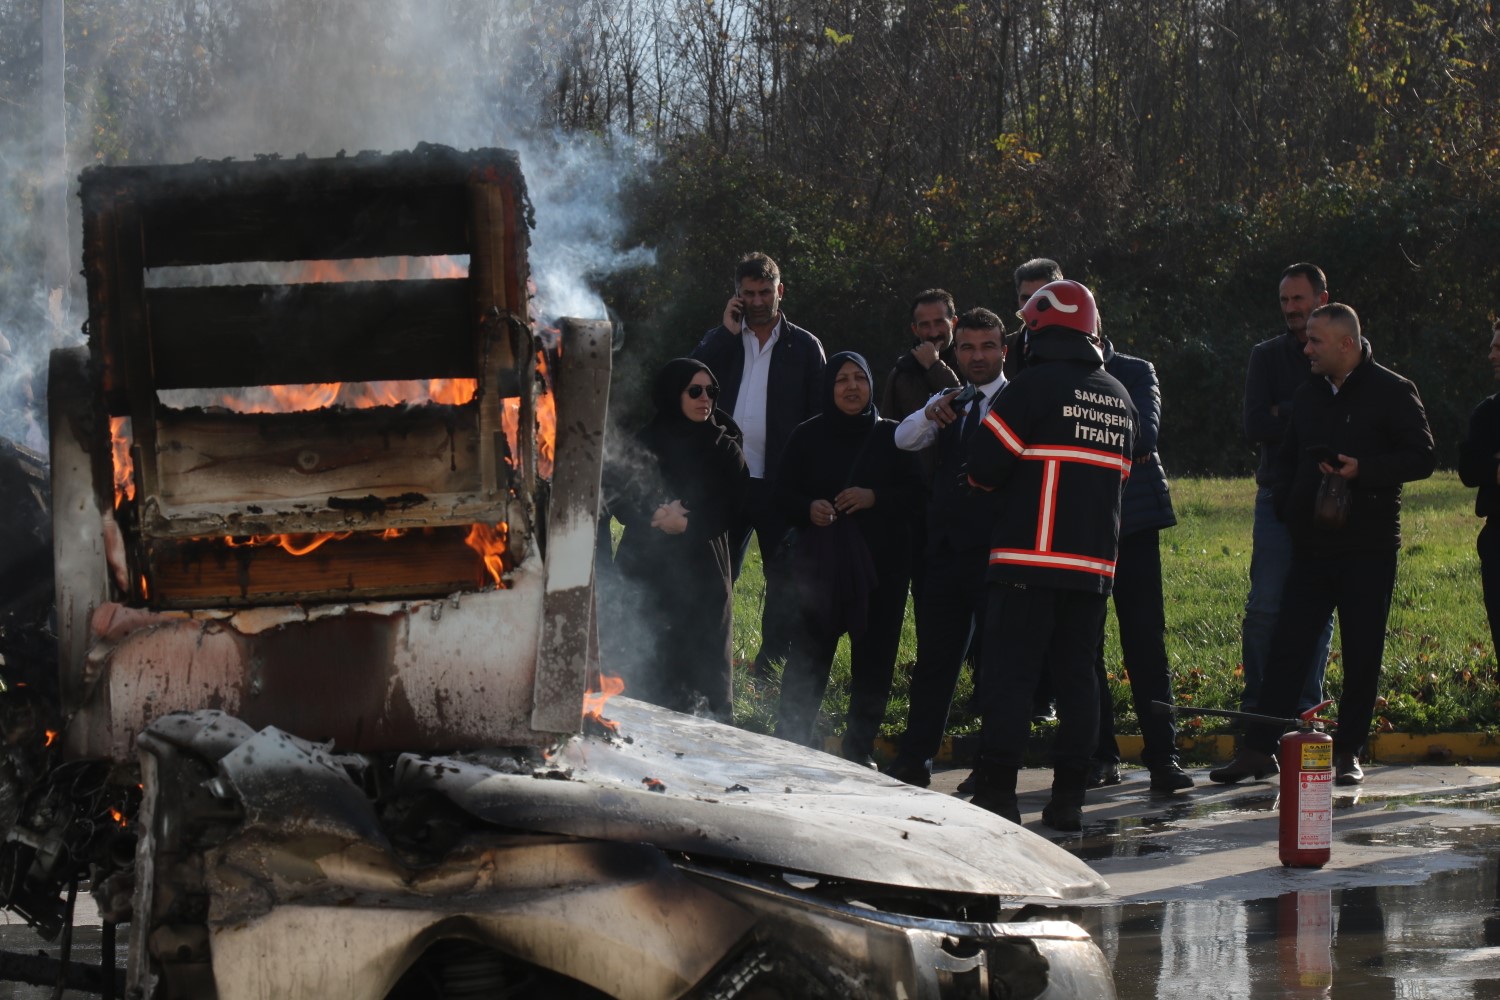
left=1083, top=811, right=1500, bottom=998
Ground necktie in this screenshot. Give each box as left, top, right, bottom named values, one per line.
left=961, top=393, right=984, bottom=440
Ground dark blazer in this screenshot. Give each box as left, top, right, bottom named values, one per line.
left=690, top=318, right=826, bottom=482
left=1459, top=394, right=1500, bottom=518
left=1102, top=340, right=1176, bottom=537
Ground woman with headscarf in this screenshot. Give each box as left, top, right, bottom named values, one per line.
left=605, top=358, right=747, bottom=719
left=773, top=351, right=919, bottom=764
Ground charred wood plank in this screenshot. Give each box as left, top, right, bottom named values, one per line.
left=145, top=527, right=496, bottom=608
left=146, top=279, right=474, bottom=388
left=151, top=405, right=480, bottom=508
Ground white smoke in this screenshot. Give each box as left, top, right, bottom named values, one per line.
left=0, top=0, right=654, bottom=450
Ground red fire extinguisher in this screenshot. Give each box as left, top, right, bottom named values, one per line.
left=1279, top=701, right=1335, bottom=868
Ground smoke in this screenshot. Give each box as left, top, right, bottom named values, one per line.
left=0, top=0, right=654, bottom=450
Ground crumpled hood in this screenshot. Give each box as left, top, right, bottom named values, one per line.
left=398, top=697, right=1106, bottom=900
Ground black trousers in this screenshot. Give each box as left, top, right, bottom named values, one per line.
left=1479, top=520, right=1500, bottom=669
left=1248, top=549, right=1398, bottom=757
left=728, top=477, right=795, bottom=670
left=776, top=566, right=911, bottom=755
left=891, top=543, right=988, bottom=768
left=1093, top=529, right=1179, bottom=766
left=978, top=584, right=1107, bottom=772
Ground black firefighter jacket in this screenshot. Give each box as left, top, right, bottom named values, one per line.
left=965, top=332, right=1137, bottom=595
left=1272, top=340, right=1434, bottom=555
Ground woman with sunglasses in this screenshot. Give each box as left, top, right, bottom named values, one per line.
left=773, top=352, right=920, bottom=764
left=605, top=358, right=747, bottom=719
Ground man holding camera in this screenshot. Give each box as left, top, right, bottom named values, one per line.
left=1213, top=304, right=1433, bottom=786
left=884, top=308, right=1009, bottom=787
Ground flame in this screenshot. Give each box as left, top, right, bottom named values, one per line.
left=139, top=575, right=149, bottom=600
left=109, top=808, right=128, bottom=828
left=110, top=417, right=135, bottom=507
left=43, top=730, right=57, bottom=748
left=465, top=522, right=510, bottom=586
left=223, top=531, right=355, bottom=556
left=501, top=349, right=559, bottom=480
left=582, top=673, right=626, bottom=732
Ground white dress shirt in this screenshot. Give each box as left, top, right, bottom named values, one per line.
left=893, top=373, right=1008, bottom=452
left=732, top=318, right=782, bottom=478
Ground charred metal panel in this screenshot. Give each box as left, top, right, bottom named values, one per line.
left=533, top=318, right=612, bottom=731
left=76, top=561, right=553, bottom=760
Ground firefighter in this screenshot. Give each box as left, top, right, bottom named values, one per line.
left=962, top=280, right=1137, bottom=831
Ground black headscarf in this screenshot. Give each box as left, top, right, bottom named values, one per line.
left=642, top=357, right=738, bottom=477
left=821, top=351, right=879, bottom=438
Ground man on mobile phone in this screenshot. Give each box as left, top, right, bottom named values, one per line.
left=691, top=253, right=827, bottom=674
left=1215, top=304, right=1433, bottom=787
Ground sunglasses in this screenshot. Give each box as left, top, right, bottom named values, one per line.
left=685, top=384, right=720, bottom=400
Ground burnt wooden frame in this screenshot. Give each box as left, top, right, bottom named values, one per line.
left=80, top=146, right=536, bottom=608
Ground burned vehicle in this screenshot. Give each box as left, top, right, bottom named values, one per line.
left=0, top=145, right=1116, bottom=998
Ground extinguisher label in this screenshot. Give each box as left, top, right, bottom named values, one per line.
left=1300, top=742, right=1333, bottom=770
left=1298, top=770, right=1333, bottom=849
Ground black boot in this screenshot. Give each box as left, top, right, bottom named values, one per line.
left=1041, top=766, right=1088, bottom=832
left=969, top=765, right=1021, bottom=824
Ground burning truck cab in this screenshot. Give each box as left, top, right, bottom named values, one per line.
left=8, top=145, right=1116, bottom=998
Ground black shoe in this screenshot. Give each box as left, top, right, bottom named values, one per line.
left=969, top=767, right=1022, bottom=823
left=1335, top=753, right=1364, bottom=785
left=1041, top=797, right=1083, bottom=832
left=1086, top=760, right=1123, bottom=788
left=1207, top=749, right=1279, bottom=784
left=1148, top=757, right=1195, bottom=792
left=956, top=770, right=978, bottom=795
left=885, top=760, right=931, bottom=788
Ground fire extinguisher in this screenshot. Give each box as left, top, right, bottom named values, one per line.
left=1279, top=701, right=1335, bottom=868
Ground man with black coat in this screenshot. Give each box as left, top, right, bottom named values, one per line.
left=963, top=281, right=1136, bottom=831
left=691, top=253, right=826, bottom=671
left=1213, top=304, right=1434, bottom=787
left=1240, top=263, right=1336, bottom=714
left=1459, top=320, right=1500, bottom=668
left=884, top=309, right=1009, bottom=787
left=882, top=288, right=961, bottom=625
left=1085, top=337, right=1192, bottom=792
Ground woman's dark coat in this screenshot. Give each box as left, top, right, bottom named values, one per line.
left=605, top=359, right=747, bottom=717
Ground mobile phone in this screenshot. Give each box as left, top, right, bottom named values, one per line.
left=1305, top=445, right=1342, bottom=468
left=730, top=296, right=744, bottom=321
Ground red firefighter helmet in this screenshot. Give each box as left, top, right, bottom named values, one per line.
left=1018, top=279, right=1098, bottom=336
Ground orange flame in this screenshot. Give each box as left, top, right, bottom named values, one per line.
left=501, top=349, right=559, bottom=480
left=582, top=673, right=626, bottom=732
left=109, top=808, right=128, bottom=827
left=44, top=730, right=57, bottom=748
left=224, top=531, right=354, bottom=556
left=464, top=522, right=511, bottom=586
left=110, top=417, right=134, bottom=507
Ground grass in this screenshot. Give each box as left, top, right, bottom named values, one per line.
left=726, top=471, right=1499, bottom=741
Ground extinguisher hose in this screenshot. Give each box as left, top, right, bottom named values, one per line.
left=1150, top=700, right=1303, bottom=728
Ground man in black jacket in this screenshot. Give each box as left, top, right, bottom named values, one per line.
left=1458, top=320, right=1500, bottom=672
left=691, top=253, right=826, bottom=671
left=1003, top=258, right=1064, bottom=380
left=964, top=281, right=1136, bottom=830
left=881, top=289, right=961, bottom=426
left=1085, top=339, right=1192, bottom=792
left=1239, top=263, right=1335, bottom=715
left=1214, top=304, right=1434, bottom=786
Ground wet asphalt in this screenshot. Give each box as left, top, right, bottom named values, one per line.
left=933, top=763, right=1500, bottom=998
